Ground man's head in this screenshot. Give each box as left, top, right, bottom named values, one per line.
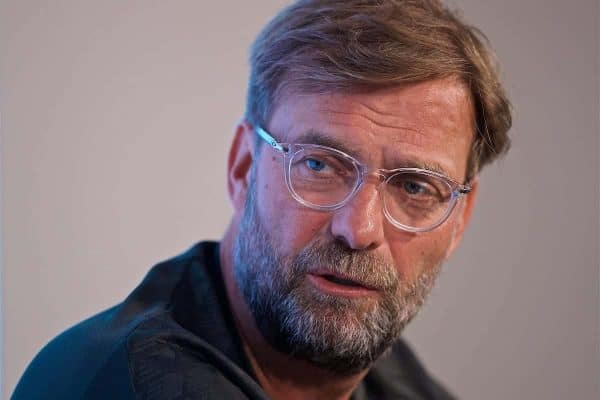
left=226, top=0, right=511, bottom=375
left=246, top=0, right=511, bottom=180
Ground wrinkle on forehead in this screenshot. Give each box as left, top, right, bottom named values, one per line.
left=315, top=81, right=472, bottom=144
left=314, top=108, right=427, bottom=148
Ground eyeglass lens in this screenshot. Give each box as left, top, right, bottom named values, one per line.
left=288, top=146, right=454, bottom=230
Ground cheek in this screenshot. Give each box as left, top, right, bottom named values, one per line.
left=387, top=228, right=454, bottom=282
left=255, top=166, right=331, bottom=255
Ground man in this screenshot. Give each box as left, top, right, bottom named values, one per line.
left=13, top=0, right=511, bottom=399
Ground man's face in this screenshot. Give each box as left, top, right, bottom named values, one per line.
left=232, top=77, right=476, bottom=374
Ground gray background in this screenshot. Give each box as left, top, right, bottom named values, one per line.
left=1, top=1, right=598, bottom=399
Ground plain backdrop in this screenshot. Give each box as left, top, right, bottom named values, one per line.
left=1, top=1, right=598, bottom=399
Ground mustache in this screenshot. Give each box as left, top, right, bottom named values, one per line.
left=290, top=240, right=399, bottom=292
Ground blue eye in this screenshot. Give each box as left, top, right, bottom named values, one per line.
left=403, top=181, right=425, bottom=195
left=306, top=158, right=326, bottom=171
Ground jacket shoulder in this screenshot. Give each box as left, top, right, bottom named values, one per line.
left=12, top=305, right=138, bottom=399
left=11, top=244, right=207, bottom=399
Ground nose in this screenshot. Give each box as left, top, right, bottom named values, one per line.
left=329, top=180, right=385, bottom=251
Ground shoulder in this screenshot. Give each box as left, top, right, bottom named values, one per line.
left=11, top=242, right=219, bottom=400
left=11, top=305, right=138, bottom=399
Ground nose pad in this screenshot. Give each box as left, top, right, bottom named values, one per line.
left=351, top=171, right=385, bottom=197
left=357, top=172, right=387, bottom=203
left=359, top=170, right=386, bottom=186
left=371, top=171, right=387, bottom=183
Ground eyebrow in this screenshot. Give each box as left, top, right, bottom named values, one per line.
left=293, top=129, right=361, bottom=158
left=291, top=129, right=451, bottom=177
left=391, top=160, right=448, bottom=176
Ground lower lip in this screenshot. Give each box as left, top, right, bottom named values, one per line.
left=307, top=274, right=377, bottom=298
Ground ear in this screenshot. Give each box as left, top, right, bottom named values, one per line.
left=227, top=120, right=255, bottom=214
left=446, top=178, right=479, bottom=258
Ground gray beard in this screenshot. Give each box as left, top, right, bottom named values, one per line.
left=233, top=182, right=442, bottom=375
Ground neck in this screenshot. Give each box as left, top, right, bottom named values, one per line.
left=220, top=225, right=368, bottom=400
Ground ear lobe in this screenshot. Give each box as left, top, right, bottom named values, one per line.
left=227, top=121, right=255, bottom=213
left=446, top=178, right=479, bottom=258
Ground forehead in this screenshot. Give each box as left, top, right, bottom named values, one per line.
left=268, top=77, right=475, bottom=180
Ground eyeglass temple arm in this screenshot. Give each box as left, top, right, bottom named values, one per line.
left=255, top=126, right=285, bottom=152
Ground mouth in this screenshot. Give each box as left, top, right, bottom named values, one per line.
left=307, top=272, right=378, bottom=298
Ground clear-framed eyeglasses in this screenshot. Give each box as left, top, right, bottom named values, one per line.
left=255, top=126, right=471, bottom=233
